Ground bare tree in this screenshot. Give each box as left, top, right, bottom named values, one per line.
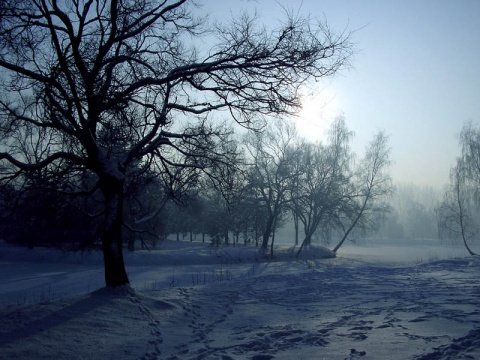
left=294, top=117, right=353, bottom=258
left=244, top=120, right=299, bottom=255
left=437, top=122, right=480, bottom=255
left=437, top=161, right=478, bottom=255
left=0, top=0, right=352, bottom=286
left=332, top=130, right=393, bottom=253
left=286, top=138, right=305, bottom=246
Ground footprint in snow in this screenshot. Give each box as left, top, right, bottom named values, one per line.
left=349, top=348, right=366, bottom=358
left=251, top=355, right=275, bottom=360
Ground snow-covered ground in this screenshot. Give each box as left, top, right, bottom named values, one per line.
left=0, top=240, right=479, bottom=359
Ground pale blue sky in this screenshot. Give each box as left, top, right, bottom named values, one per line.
left=203, top=0, right=480, bottom=188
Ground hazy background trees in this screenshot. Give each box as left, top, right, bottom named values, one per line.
left=149, top=116, right=395, bottom=256
left=244, top=120, right=299, bottom=254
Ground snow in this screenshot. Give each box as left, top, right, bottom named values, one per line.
left=0, top=240, right=479, bottom=359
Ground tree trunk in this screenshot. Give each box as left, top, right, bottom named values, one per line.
left=261, top=216, right=274, bottom=250
left=461, top=230, right=477, bottom=256
left=255, top=219, right=259, bottom=247
left=294, top=214, right=299, bottom=246
left=332, top=199, right=368, bottom=254
left=295, top=233, right=312, bottom=258
left=332, top=221, right=356, bottom=254
left=458, top=205, right=477, bottom=256
left=455, top=181, right=478, bottom=256
left=100, top=174, right=130, bottom=287
left=270, top=228, right=276, bottom=257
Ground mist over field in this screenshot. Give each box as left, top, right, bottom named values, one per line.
left=1, top=237, right=476, bottom=307
left=1, top=0, right=480, bottom=359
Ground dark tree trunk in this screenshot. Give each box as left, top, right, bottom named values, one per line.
left=296, top=233, right=312, bottom=258
left=100, top=174, right=129, bottom=287
left=332, top=199, right=368, bottom=254
left=270, top=228, right=276, bottom=257
left=261, top=216, right=274, bottom=250
left=332, top=217, right=358, bottom=254
left=294, top=214, right=299, bottom=246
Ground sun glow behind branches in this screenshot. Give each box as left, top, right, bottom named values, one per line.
left=295, top=87, right=341, bottom=143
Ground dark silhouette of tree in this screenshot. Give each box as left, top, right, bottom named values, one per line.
left=0, top=0, right=352, bottom=286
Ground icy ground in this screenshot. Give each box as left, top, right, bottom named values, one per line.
left=0, top=240, right=479, bottom=359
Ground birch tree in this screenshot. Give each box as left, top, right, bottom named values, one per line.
left=332, top=131, right=393, bottom=253
left=438, top=122, right=480, bottom=255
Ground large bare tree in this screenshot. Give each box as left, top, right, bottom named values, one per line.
left=0, top=0, right=352, bottom=286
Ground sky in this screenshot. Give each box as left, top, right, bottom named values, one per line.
left=203, top=0, right=480, bottom=189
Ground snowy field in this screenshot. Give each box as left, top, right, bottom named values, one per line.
left=0, top=240, right=479, bottom=359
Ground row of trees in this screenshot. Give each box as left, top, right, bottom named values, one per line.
left=4, top=116, right=478, bottom=255
left=0, top=0, right=355, bottom=286
left=244, top=118, right=393, bottom=256
left=375, top=183, right=441, bottom=242
left=0, top=116, right=393, bottom=255
left=160, top=117, right=393, bottom=257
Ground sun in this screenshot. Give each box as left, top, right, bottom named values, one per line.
left=296, top=87, right=341, bottom=142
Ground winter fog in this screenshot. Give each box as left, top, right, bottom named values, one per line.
left=1, top=0, right=480, bottom=359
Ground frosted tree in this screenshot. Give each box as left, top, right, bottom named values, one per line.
left=0, top=0, right=352, bottom=286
